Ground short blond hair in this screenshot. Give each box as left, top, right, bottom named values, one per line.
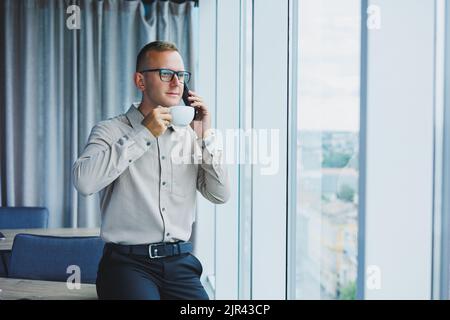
left=136, top=41, right=179, bottom=72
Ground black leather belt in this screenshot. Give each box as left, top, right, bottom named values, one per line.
left=106, top=241, right=192, bottom=259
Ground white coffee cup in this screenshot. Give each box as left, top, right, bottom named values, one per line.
left=169, top=106, right=195, bottom=126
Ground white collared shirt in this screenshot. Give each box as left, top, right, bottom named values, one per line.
left=72, top=104, right=229, bottom=244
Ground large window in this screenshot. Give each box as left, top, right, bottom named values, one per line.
left=294, top=0, right=361, bottom=299
left=201, top=0, right=443, bottom=300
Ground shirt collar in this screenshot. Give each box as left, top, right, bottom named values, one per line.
left=126, top=103, right=179, bottom=132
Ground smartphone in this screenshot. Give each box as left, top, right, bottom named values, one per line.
left=183, top=83, right=200, bottom=120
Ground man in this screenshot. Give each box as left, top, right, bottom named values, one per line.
left=72, top=41, right=230, bottom=300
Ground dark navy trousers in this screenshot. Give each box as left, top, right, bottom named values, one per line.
left=96, top=244, right=209, bottom=300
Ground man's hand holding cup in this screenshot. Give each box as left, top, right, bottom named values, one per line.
left=142, top=106, right=172, bottom=137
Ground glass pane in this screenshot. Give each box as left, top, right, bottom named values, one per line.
left=238, top=0, right=254, bottom=300
left=295, top=0, right=361, bottom=299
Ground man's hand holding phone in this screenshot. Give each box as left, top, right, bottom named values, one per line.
left=141, top=106, right=172, bottom=137
left=183, top=84, right=212, bottom=139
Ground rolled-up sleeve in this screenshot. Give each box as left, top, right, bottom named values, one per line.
left=72, top=120, right=156, bottom=196
left=196, top=130, right=230, bottom=204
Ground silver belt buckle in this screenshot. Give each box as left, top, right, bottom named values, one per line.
left=149, top=244, right=164, bottom=258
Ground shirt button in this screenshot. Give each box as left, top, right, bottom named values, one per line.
left=162, top=208, right=166, bottom=212
left=161, top=156, right=166, bottom=160
left=162, top=181, right=166, bottom=186
left=146, top=141, right=151, bottom=146
left=128, top=159, right=132, bottom=163
left=166, top=233, right=170, bottom=237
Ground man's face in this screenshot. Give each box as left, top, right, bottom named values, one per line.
left=137, top=50, right=185, bottom=108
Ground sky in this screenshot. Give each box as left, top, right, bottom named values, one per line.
left=297, top=0, right=361, bottom=132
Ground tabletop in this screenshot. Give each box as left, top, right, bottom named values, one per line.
left=0, top=277, right=97, bottom=300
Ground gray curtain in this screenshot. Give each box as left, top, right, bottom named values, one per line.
left=0, top=0, right=197, bottom=227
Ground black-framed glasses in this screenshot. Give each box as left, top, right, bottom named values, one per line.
left=139, top=68, right=191, bottom=84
